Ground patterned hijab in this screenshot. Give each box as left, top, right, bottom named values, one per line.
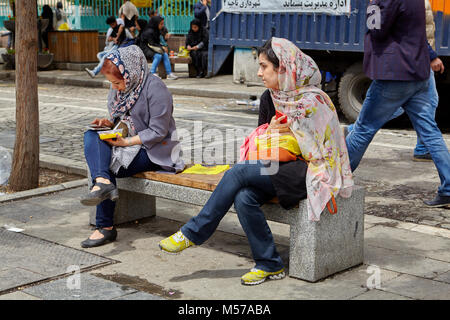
left=269, top=37, right=353, bottom=221
left=105, top=45, right=149, bottom=132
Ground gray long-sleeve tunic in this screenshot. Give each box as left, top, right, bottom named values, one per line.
left=107, top=73, right=185, bottom=173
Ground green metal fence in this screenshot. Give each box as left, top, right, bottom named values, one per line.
left=0, top=0, right=197, bottom=34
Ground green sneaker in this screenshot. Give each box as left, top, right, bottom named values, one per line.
left=241, top=268, right=286, bottom=286
left=159, top=231, right=194, bottom=254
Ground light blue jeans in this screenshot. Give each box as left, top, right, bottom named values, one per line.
left=349, top=69, right=439, bottom=156
left=346, top=79, right=450, bottom=196
left=91, top=44, right=119, bottom=76
left=150, top=53, right=172, bottom=74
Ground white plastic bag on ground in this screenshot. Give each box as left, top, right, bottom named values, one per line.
left=0, top=146, right=12, bottom=186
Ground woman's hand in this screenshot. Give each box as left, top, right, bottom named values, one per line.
left=105, top=134, right=130, bottom=147
left=91, top=118, right=114, bottom=128
left=105, top=134, right=142, bottom=147
left=267, top=115, right=293, bottom=135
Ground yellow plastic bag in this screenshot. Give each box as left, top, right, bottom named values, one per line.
left=255, top=134, right=301, bottom=156
left=57, top=22, right=70, bottom=31
left=182, top=164, right=230, bottom=175
left=131, top=0, right=152, bottom=8
left=178, top=46, right=190, bottom=58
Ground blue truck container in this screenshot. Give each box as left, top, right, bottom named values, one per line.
left=207, top=0, right=450, bottom=121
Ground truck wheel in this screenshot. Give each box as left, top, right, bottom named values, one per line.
left=338, top=62, right=372, bottom=122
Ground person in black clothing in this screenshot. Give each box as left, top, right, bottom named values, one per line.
left=107, top=16, right=126, bottom=47
left=134, top=18, right=148, bottom=55
left=186, top=19, right=209, bottom=78
left=40, top=4, right=54, bottom=50
left=143, top=16, right=178, bottom=79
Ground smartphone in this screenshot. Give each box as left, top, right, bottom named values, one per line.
left=87, top=124, right=111, bottom=131
left=275, top=110, right=288, bottom=124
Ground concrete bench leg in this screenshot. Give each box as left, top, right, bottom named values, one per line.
left=287, top=187, right=365, bottom=282
left=89, top=190, right=156, bottom=226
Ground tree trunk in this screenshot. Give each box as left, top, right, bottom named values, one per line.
left=9, top=0, right=39, bottom=191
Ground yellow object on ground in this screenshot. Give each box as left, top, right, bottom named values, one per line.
left=255, top=134, right=301, bottom=155
left=159, top=231, right=194, bottom=254
left=182, top=164, right=230, bottom=175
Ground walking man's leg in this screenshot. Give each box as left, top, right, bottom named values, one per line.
left=403, top=81, right=450, bottom=206
left=346, top=80, right=414, bottom=171
left=413, top=69, right=439, bottom=161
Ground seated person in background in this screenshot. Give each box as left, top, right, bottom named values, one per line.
left=85, top=16, right=132, bottom=78
left=159, top=17, right=171, bottom=54
left=186, top=19, right=209, bottom=78
left=134, top=18, right=147, bottom=49
left=80, top=45, right=185, bottom=248
left=143, top=16, right=178, bottom=79
left=119, top=0, right=139, bottom=38
left=40, top=4, right=54, bottom=50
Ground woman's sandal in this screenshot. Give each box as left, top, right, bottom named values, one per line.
left=80, top=182, right=119, bottom=206
left=81, top=227, right=117, bottom=248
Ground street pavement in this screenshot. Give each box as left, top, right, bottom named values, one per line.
left=0, top=69, right=449, bottom=301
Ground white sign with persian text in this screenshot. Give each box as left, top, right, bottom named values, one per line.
left=222, top=0, right=351, bottom=15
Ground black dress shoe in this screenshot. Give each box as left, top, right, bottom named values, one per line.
left=80, top=182, right=119, bottom=206
left=413, top=153, right=433, bottom=162
left=423, top=195, right=450, bottom=208
left=81, top=227, right=117, bottom=248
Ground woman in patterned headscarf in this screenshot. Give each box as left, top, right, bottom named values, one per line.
left=80, top=45, right=185, bottom=248
left=159, top=37, right=353, bottom=286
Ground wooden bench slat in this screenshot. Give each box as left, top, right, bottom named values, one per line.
left=134, top=168, right=280, bottom=203
left=134, top=171, right=225, bottom=192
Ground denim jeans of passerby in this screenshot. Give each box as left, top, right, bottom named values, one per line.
left=181, top=161, right=285, bottom=272
left=346, top=79, right=450, bottom=196
left=150, top=53, right=172, bottom=74
left=91, top=44, right=119, bottom=75
left=347, top=70, right=439, bottom=156
left=84, top=130, right=160, bottom=227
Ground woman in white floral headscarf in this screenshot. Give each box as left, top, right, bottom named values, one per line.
left=159, top=38, right=352, bottom=286
left=269, top=37, right=353, bottom=221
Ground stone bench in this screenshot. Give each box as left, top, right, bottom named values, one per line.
left=88, top=169, right=365, bottom=282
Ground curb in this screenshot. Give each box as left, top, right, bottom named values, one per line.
left=1, top=71, right=262, bottom=100
left=0, top=178, right=88, bottom=204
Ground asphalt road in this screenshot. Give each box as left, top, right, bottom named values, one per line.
left=0, top=81, right=449, bottom=228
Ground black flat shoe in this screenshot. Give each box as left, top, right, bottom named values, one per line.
left=413, top=153, right=433, bottom=162
left=423, top=194, right=450, bottom=208
left=81, top=227, right=117, bottom=248
left=80, top=182, right=119, bottom=206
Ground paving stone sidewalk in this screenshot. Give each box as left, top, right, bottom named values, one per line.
left=0, top=187, right=449, bottom=300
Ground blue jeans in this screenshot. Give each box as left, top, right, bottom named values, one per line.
left=181, top=161, right=284, bottom=272
left=84, top=130, right=160, bottom=227
left=150, top=53, right=172, bottom=74
left=348, top=70, right=439, bottom=155
left=346, top=79, right=450, bottom=196
left=91, top=44, right=119, bottom=75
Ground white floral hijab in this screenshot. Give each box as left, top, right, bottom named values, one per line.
left=269, top=37, right=353, bottom=221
